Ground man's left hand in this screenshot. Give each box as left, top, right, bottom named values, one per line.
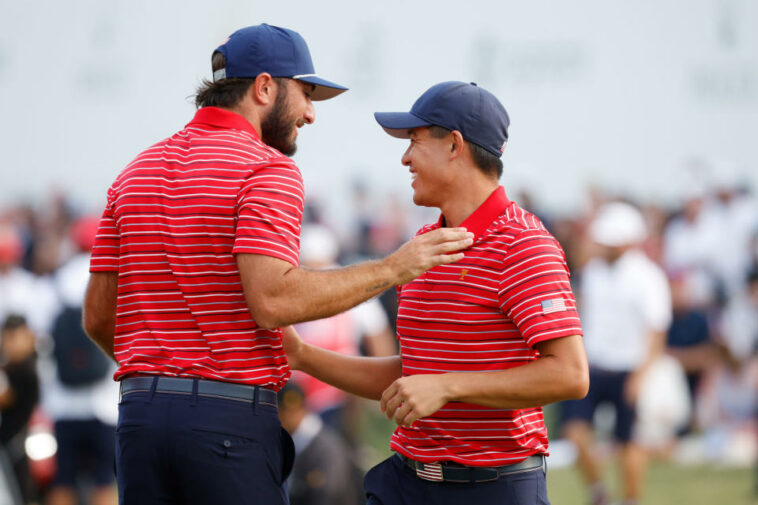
left=380, top=374, right=450, bottom=427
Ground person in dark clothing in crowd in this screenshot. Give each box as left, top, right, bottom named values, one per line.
left=0, top=314, right=40, bottom=504
left=278, top=381, right=363, bottom=505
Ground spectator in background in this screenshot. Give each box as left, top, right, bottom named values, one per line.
left=0, top=315, right=41, bottom=505
left=293, top=224, right=396, bottom=433
left=696, top=267, right=758, bottom=466
left=278, top=381, right=363, bottom=505
left=0, top=224, right=57, bottom=337
left=719, top=268, right=758, bottom=363
left=665, top=270, right=717, bottom=434
left=662, top=184, right=720, bottom=305
left=345, top=180, right=374, bottom=261
left=563, top=202, right=672, bottom=505
left=696, top=333, right=757, bottom=464
left=699, top=167, right=758, bottom=298
left=44, top=216, right=117, bottom=505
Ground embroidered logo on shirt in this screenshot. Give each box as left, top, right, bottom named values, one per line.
left=459, top=269, right=469, bottom=280
left=541, top=298, right=567, bottom=314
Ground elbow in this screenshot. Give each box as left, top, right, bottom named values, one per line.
left=564, top=364, right=590, bottom=400
left=248, top=297, right=288, bottom=330
left=568, top=372, right=590, bottom=400
left=82, top=307, right=110, bottom=341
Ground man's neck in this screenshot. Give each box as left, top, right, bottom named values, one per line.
left=440, top=177, right=499, bottom=228
left=225, top=103, right=263, bottom=138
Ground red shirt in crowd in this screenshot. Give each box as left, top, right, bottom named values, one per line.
left=90, top=107, right=303, bottom=389
left=392, top=186, right=583, bottom=466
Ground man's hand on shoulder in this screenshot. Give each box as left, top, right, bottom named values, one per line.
left=385, top=228, right=474, bottom=286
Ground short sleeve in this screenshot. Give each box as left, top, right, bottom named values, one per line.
left=498, top=229, right=583, bottom=347
left=233, top=162, right=304, bottom=266
left=90, top=186, right=121, bottom=272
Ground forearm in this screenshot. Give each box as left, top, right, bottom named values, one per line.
left=83, top=272, right=118, bottom=362
left=87, top=328, right=117, bottom=362
left=447, top=334, right=588, bottom=408
left=294, top=343, right=402, bottom=400
left=255, top=260, right=396, bottom=328
left=442, top=359, right=586, bottom=409
left=237, top=228, right=473, bottom=329
left=380, top=335, right=589, bottom=426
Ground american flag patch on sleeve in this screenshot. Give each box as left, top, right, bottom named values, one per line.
left=541, top=298, right=567, bottom=314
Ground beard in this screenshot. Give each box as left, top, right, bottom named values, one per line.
left=261, top=83, right=298, bottom=156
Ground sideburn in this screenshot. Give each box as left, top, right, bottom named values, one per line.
left=261, top=82, right=297, bottom=156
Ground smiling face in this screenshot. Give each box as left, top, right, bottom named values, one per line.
left=261, top=79, right=315, bottom=156
left=401, top=127, right=457, bottom=208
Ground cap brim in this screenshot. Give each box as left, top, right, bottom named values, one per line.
left=373, top=112, right=432, bottom=138
left=294, top=75, right=348, bottom=101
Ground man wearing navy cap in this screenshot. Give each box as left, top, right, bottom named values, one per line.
left=283, top=81, right=589, bottom=504
left=83, top=26, right=473, bottom=505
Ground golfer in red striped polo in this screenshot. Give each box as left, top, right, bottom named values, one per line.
left=82, top=26, right=473, bottom=505
left=283, top=81, right=589, bottom=504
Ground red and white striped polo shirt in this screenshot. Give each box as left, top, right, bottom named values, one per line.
left=392, top=186, right=583, bottom=466
left=90, top=107, right=304, bottom=390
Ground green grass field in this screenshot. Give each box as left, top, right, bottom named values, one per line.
left=547, top=462, right=756, bottom=505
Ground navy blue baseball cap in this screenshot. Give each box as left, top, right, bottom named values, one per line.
left=374, top=81, right=510, bottom=157
left=212, top=24, right=348, bottom=101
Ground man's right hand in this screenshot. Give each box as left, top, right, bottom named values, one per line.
left=384, top=227, right=474, bottom=286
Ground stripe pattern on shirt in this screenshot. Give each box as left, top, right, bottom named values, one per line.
left=90, top=107, right=304, bottom=389
left=391, top=198, right=582, bottom=466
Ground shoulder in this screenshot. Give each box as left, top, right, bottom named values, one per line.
left=413, top=222, right=441, bottom=237
left=490, top=207, right=564, bottom=257
left=620, top=251, right=669, bottom=291
left=624, top=250, right=665, bottom=275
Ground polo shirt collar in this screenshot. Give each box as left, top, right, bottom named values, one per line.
left=187, top=107, right=260, bottom=139
left=437, top=186, right=511, bottom=240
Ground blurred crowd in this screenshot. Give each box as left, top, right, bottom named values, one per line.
left=0, top=161, right=756, bottom=504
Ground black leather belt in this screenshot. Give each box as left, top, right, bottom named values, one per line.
left=399, top=453, right=545, bottom=483
left=119, top=376, right=277, bottom=407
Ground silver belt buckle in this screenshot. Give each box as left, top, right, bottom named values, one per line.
left=415, top=462, right=444, bottom=482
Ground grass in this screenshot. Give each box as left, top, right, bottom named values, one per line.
left=547, top=462, right=757, bottom=505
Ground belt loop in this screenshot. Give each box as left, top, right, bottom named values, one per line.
left=191, top=379, right=199, bottom=406
left=252, top=386, right=259, bottom=415
left=147, top=376, right=159, bottom=403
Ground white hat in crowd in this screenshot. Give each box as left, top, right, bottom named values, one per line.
left=299, top=224, right=340, bottom=265
left=590, top=202, right=647, bottom=247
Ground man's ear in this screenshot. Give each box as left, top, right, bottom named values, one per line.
left=252, top=73, right=276, bottom=105
left=449, top=130, right=465, bottom=161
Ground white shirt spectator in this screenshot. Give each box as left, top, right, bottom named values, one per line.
left=663, top=209, right=719, bottom=275
left=580, top=249, right=672, bottom=372
left=719, top=284, right=758, bottom=362
left=699, top=194, right=758, bottom=296
left=0, top=267, right=59, bottom=336
left=40, top=253, right=118, bottom=425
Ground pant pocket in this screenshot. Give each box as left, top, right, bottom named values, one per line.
left=280, top=427, right=295, bottom=483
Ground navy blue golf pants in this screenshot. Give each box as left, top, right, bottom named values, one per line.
left=364, top=454, right=551, bottom=505
left=116, top=385, right=293, bottom=505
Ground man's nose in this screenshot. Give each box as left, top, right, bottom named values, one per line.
left=303, top=101, right=315, bottom=125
